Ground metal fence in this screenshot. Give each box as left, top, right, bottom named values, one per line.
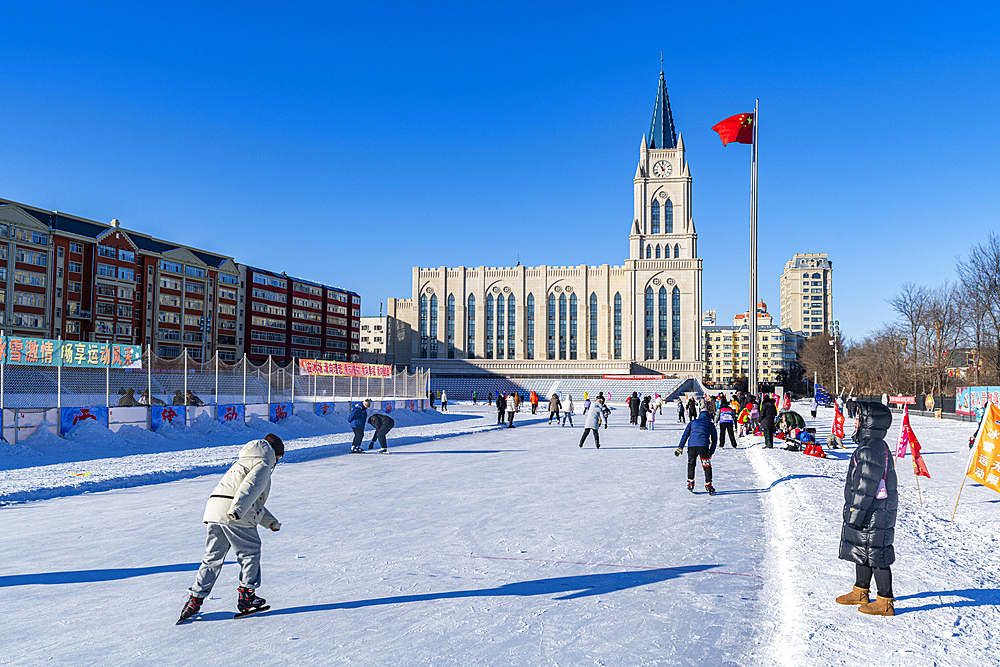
left=0, top=349, right=430, bottom=410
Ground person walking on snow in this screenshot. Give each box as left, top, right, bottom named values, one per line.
left=759, top=396, right=777, bottom=448
left=496, top=393, right=507, bottom=425
left=647, top=401, right=656, bottom=430
left=367, top=412, right=395, bottom=453
left=548, top=393, right=562, bottom=424
left=579, top=397, right=606, bottom=448
left=677, top=398, right=686, bottom=423
left=687, top=397, right=698, bottom=422
left=441, top=390, right=448, bottom=412
left=654, top=393, right=664, bottom=415
left=506, top=393, right=517, bottom=428
left=562, top=395, right=575, bottom=427
left=530, top=391, right=539, bottom=414
left=178, top=434, right=284, bottom=624
left=836, top=401, right=898, bottom=616
left=674, top=409, right=718, bottom=495
left=810, top=396, right=818, bottom=418
left=348, top=399, right=372, bottom=453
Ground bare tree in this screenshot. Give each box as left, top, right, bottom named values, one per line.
left=798, top=333, right=837, bottom=391
left=956, top=232, right=1000, bottom=384
left=888, top=282, right=932, bottom=393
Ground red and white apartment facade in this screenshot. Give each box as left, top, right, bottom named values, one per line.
left=0, top=199, right=359, bottom=364
left=239, top=266, right=361, bottom=364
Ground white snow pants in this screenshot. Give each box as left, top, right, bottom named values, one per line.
left=189, top=522, right=262, bottom=597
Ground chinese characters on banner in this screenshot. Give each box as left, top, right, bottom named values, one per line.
left=298, top=359, right=392, bottom=377
left=0, top=336, right=142, bottom=369
left=833, top=403, right=845, bottom=439
left=967, top=402, right=1000, bottom=494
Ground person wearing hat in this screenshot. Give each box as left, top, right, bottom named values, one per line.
left=348, top=399, right=372, bottom=453
left=178, top=434, right=284, bottom=623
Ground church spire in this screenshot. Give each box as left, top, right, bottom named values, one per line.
left=647, top=68, right=678, bottom=150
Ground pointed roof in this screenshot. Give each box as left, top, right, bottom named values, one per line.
left=647, top=70, right=678, bottom=150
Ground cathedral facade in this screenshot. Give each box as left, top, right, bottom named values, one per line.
left=386, top=72, right=703, bottom=379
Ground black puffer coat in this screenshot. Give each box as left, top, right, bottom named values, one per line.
left=838, top=401, right=897, bottom=568
left=759, top=398, right=777, bottom=430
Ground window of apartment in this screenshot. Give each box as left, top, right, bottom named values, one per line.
left=13, top=270, right=45, bottom=287
left=15, top=229, right=48, bottom=245
left=118, top=305, right=133, bottom=318
left=159, top=294, right=181, bottom=307
left=252, top=288, right=286, bottom=303
left=252, top=302, right=285, bottom=316
left=160, top=260, right=182, bottom=273
left=158, top=311, right=181, bottom=324
left=118, top=267, right=135, bottom=281
left=120, top=250, right=135, bottom=263
left=326, top=327, right=347, bottom=337
left=293, top=309, right=321, bottom=322
left=68, top=242, right=83, bottom=254
left=218, top=303, right=237, bottom=315
left=116, top=323, right=132, bottom=336
left=251, top=316, right=284, bottom=329
left=96, top=263, right=115, bottom=278
left=292, top=323, right=321, bottom=334
left=96, top=302, right=115, bottom=316
left=65, top=321, right=80, bottom=334
left=218, top=287, right=237, bottom=300
left=14, top=292, right=45, bottom=308
left=157, top=345, right=181, bottom=357
left=218, top=319, right=237, bottom=330
left=15, top=249, right=47, bottom=266
left=184, top=315, right=202, bottom=327
left=293, top=282, right=323, bottom=296
left=218, top=273, right=238, bottom=285
left=57, top=247, right=64, bottom=258
left=97, top=245, right=117, bottom=259
left=67, top=262, right=82, bottom=274
left=119, top=287, right=134, bottom=300
left=251, top=330, right=286, bottom=343
left=291, top=335, right=321, bottom=346
left=292, top=296, right=321, bottom=309
left=184, top=266, right=205, bottom=278
left=97, top=283, right=117, bottom=297
left=250, top=344, right=285, bottom=356
left=327, top=304, right=348, bottom=315
left=327, top=315, right=347, bottom=326
left=160, top=276, right=182, bottom=291
left=185, top=298, right=204, bottom=311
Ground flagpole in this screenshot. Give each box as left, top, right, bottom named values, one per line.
left=951, top=436, right=981, bottom=522
left=748, top=99, right=759, bottom=397
left=914, top=470, right=924, bottom=507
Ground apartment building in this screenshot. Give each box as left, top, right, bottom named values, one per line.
left=359, top=315, right=388, bottom=364
left=702, top=301, right=806, bottom=387
left=240, top=265, right=361, bottom=364
left=779, top=253, right=834, bottom=337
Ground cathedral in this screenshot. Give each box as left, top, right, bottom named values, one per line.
left=386, top=71, right=703, bottom=380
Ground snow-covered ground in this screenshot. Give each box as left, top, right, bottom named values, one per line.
left=1, top=401, right=997, bottom=666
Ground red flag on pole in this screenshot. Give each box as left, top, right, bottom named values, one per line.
left=895, top=405, right=912, bottom=458
left=833, top=402, right=845, bottom=439
left=781, top=392, right=791, bottom=411
left=712, top=113, right=754, bottom=146
left=911, top=437, right=930, bottom=479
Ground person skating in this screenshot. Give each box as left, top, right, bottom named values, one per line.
left=677, top=398, right=686, bottom=423
left=654, top=393, right=664, bottom=415
left=718, top=402, right=737, bottom=448
left=674, top=409, right=718, bottom=495
left=638, top=395, right=651, bottom=430
left=178, top=434, right=284, bottom=624
left=628, top=392, right=641, bottom=425
left=348, top=399, right=372, bottom=453
left=548, top=393, right=562, bottom=424
left=759, top=396, right=777, bottom=448
left=488, top=392, right=493, bottom=406
left=647, top=402, right=656, bottom=430
left=530, top=391, right=539, bottom=414
left=367, top=412, right=395, bottom=453
left=579, top=397, right=606, bottom=448
left=686, top=397, right=698, bottom=422
left=506, top=393, right=516, bottom=428
left=496, top=393, right=507, bottom=425
left=441, top=390, right=448, bottom=412
left=472, top=390, right=477, bottom=405
left=836, top=401, right=898, bottom=616
left=562, top=395, right=575, bottom=427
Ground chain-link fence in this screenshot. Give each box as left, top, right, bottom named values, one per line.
left=0, top=349, right=429, bottom=410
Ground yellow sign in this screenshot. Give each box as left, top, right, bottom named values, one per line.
left=967, top=402, right=1000, bottom=494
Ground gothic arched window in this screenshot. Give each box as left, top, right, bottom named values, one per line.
left=559, top=294, right=567, bottom=360
left=419, top=295, right=428, bottom=358
left=646, top=245, right=652, bottom=259
left=485, top=294, right=494, bottom=359
left=526, top=293, right=535, bottom=359
left=589, top=292, right=598, bottom=360
left=614, top=293, right=622, bottom=360
left=446, top=294, right=455, bottom=358
left=658, top=286, right=668, bottom=359
left=466, top=294, right=476, bottom=357
left=547, top=294, right=556, bottom=360
left=672, top=286, right=681, bottom=359
left=651, top=199, right=660, bottom=234
left=664, top=199, right=674, bottom=233
left=674, top=244, right=680, bottom=258
left=655, top=244, right=661, bottom=259
left=569, top=293, right=578, bottom=360
left=429, top=295, right=438, bottom=358
left=507, top=294, right=516, bottom=359
left=496, top=292, right=505, bottom=359
left=644, top=286, right=654, bottom=360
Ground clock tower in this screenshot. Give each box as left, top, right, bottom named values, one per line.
left=629, top=69, right=695, bottom=262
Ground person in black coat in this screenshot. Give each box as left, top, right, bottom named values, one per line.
left=686, top=397, right=697, bottom=422
left=496, top=394, right=507, bottom=424
left=628, top=392, right=641, bottom=425
left=759, top=397, right=777, bottom=448
left=638, top=395, right=651, bottom=430
left=367, top=412, right=395, bottom=453
left=836, top=401, right=897, bottom=616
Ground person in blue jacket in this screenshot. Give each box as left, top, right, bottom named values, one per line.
left=675, top=409, right=718, bottom=495
left=348, top=399, right=372, bottom=453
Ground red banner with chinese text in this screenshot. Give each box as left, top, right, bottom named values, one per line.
left=298, top=359, right=392, bottom=378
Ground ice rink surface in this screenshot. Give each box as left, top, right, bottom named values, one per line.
left=1, top=402, right=997, bottom=666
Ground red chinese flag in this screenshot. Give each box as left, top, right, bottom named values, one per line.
left=712, top=113, right=754, bottom=146
left=833, top=403, right=845, bottom=439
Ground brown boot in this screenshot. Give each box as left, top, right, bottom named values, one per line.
left=835, top=586, right=870, bottom=605
left=858, top=595, right=895, bottom=616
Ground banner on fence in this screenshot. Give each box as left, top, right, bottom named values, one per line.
left=152, top=405, right=186, bottom=430
left=382, top=401, right=395, bottom=414
left=955, top=386, right=1000, bottom=417
left=315, top=402, right=335, bottom=416
left=407, top=400, right=417, bottom=411
left=298, top=359, right=392, bottom=377
left=889, top=395, right=916, bottom=405
left=217, top=404, right=245, bottom=424
left=0, top=337, right=141, bottom=369
left=270, top=403, right=292, bottom=422
left=60, top=407, right=109, bottom=436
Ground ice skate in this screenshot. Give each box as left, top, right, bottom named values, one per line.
left=176, top=594, right=204, bottom=624
left=705, top=484, right=716, bottom=496
left=235, top=586, right=270, bottom=618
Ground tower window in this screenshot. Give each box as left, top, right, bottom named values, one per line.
left=674, top=244, right=680, bottom=258
left=646, top=245, right=652, bottom=259
left=655, top=245, right=661, bottom=259
left=664, top=200, right=673, bottom=233
left=651, top=200, right=660, bottom=234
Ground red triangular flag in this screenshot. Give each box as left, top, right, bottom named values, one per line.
left=712, top=113, right=754, bottom=146
left=781, top=392, right=791, bottom=411
left=911, top=437, right=930, bottom=479
left=895, top=405, right=912, bottom=458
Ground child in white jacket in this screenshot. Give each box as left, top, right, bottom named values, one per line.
left=178, top=434, right=283, bottom=623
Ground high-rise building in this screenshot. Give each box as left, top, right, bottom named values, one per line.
left=779, top=253, right=834, bottom=337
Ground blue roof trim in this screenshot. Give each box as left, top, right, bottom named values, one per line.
left=647, top=71, right=678, bottom=150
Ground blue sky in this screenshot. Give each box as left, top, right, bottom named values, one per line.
left=2, top=2, right=998, bottom=340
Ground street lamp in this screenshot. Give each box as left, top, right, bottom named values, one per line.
left=932, top=319, right=943, bottom=396
left=829, top=338, right=839, bottom=395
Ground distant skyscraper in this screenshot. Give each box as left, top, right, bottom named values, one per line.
left=779, top=253, right=833, bottom=337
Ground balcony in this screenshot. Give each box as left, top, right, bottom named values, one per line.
left=66, top=310, right=92, bottom=320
